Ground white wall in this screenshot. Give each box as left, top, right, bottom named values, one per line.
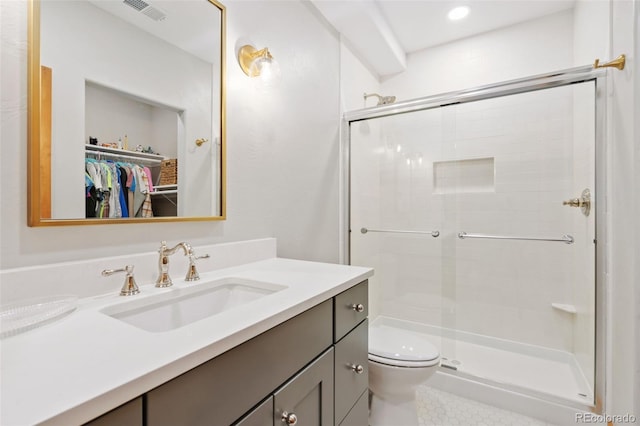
left=608, top=0, right=638, bottom=419
left=381, top=10, right=574, bottom=102
left=340, top=38, right=381, bottom=112
left=223, top=0, right=341, bottom=263
left=574, top=0, right=640, bottom=417
left=0, top=0, right=350, bottom=270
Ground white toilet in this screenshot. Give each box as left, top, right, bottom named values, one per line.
left=368, top=323, right=440, bottom=426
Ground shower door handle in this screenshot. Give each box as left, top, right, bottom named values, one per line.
left=562, top=188, right=591, bottom=217
left=563, top=199, right=582, bottom=207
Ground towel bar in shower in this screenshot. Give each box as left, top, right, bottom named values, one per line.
left=360, top=227, right=440, bottom=238
left=457, top=232, right=574, bottom=244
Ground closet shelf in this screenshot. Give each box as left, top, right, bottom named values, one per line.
left=85, top=144, right=166, bottom=164
left=154, top=184, right=177, bottom=191
left=151, top=184, right=177, bottom=197
left=151, top=190, right=177, bottom=196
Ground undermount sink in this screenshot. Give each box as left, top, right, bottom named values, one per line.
left=101, top=277, right=286, bottom=332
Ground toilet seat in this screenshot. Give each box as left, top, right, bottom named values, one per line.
left=369, top=325, right=440, bottom=368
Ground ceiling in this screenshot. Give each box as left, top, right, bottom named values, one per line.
left=311, top=0, right=575, bottom=78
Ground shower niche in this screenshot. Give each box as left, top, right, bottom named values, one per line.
left=433, top=157, right=495, bottom=194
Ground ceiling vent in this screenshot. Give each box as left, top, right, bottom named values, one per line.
left=123, top=0, right=167, bottom=21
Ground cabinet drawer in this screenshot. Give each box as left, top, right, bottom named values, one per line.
left=339, top=389, right=368, bottom=426
left=334, top=280, right=368, bottom=342
left=146, top=300, right=333, bottom=426
left=334, top=319, right=368, bottom=424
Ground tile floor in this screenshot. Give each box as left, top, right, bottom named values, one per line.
left=415, top=385, right=558, bottom=426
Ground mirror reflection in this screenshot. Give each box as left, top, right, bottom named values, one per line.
left=31, top=0, right=225, bottom=224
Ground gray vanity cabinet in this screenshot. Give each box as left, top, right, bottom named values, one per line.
left=83, top=280, right=369, bottom=426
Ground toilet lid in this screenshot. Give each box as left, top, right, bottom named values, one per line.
left=369, top=325, right=439, bottom=364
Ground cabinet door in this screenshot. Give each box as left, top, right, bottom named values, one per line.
left=234, top=397, right=273, bottom=426
left=334, top=319, right=368, bottom=424
left=273, top=348, right=334, bottom=426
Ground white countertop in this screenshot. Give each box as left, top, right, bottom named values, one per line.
left=0, top=257, right=373, bottom=426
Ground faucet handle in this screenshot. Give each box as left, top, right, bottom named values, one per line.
left=156, top=241, right=173, bottom=288
left=102, top=265, right=140, bottom=296
left=185, top=254, right=210, bottom=282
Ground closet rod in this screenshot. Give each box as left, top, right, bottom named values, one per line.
left=85, top=150, right=163, bottom=165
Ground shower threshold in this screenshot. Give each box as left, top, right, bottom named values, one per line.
left=373, top=316, right=594, bottom=407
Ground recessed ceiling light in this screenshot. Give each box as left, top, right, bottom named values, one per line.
left=448, top=6, right=470, bottom=21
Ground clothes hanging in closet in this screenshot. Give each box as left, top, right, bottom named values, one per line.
left=85, top=159, right=155, bottom=219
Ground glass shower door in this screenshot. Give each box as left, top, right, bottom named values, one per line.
left=440, top=82, right=596, bottom=404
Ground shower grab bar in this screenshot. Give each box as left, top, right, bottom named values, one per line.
left=360, top=227, right=440, bottom=238
left=458, top=232, right=574, bottom=244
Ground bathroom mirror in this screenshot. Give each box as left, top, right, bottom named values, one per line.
left=27, top=0, right=226, bottom=226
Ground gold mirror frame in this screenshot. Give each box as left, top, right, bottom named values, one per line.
left=27, top=0, right=226, bottom=226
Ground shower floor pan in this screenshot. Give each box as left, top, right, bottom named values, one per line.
left=373, top=316, right=593, bottom=407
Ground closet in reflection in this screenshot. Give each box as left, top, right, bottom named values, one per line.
left=84, top=149, right=177, bottom=219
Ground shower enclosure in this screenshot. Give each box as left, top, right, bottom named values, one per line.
left=344, top=67, right=606, bottom=412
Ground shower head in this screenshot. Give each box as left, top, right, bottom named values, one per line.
left=364, top=92, right=396, bottom=106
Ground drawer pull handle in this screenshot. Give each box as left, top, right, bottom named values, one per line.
left=351, top=303, right=365, bottom=313
left=282, top=411, right=298, bottom=425
left=351, top=364, right=364, bottom=374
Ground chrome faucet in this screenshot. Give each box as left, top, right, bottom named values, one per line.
left=156, top=241, right=209, bottom=287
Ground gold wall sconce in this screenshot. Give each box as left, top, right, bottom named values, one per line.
left=237, top=44, right=280, bottom=87
left=238, top=45, right=275, bottom=76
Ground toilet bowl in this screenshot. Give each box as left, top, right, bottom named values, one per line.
left=368, top=324, right=440, bottom=426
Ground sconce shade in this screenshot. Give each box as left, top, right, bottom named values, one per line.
left=238, top=44, right=274, bottom=77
